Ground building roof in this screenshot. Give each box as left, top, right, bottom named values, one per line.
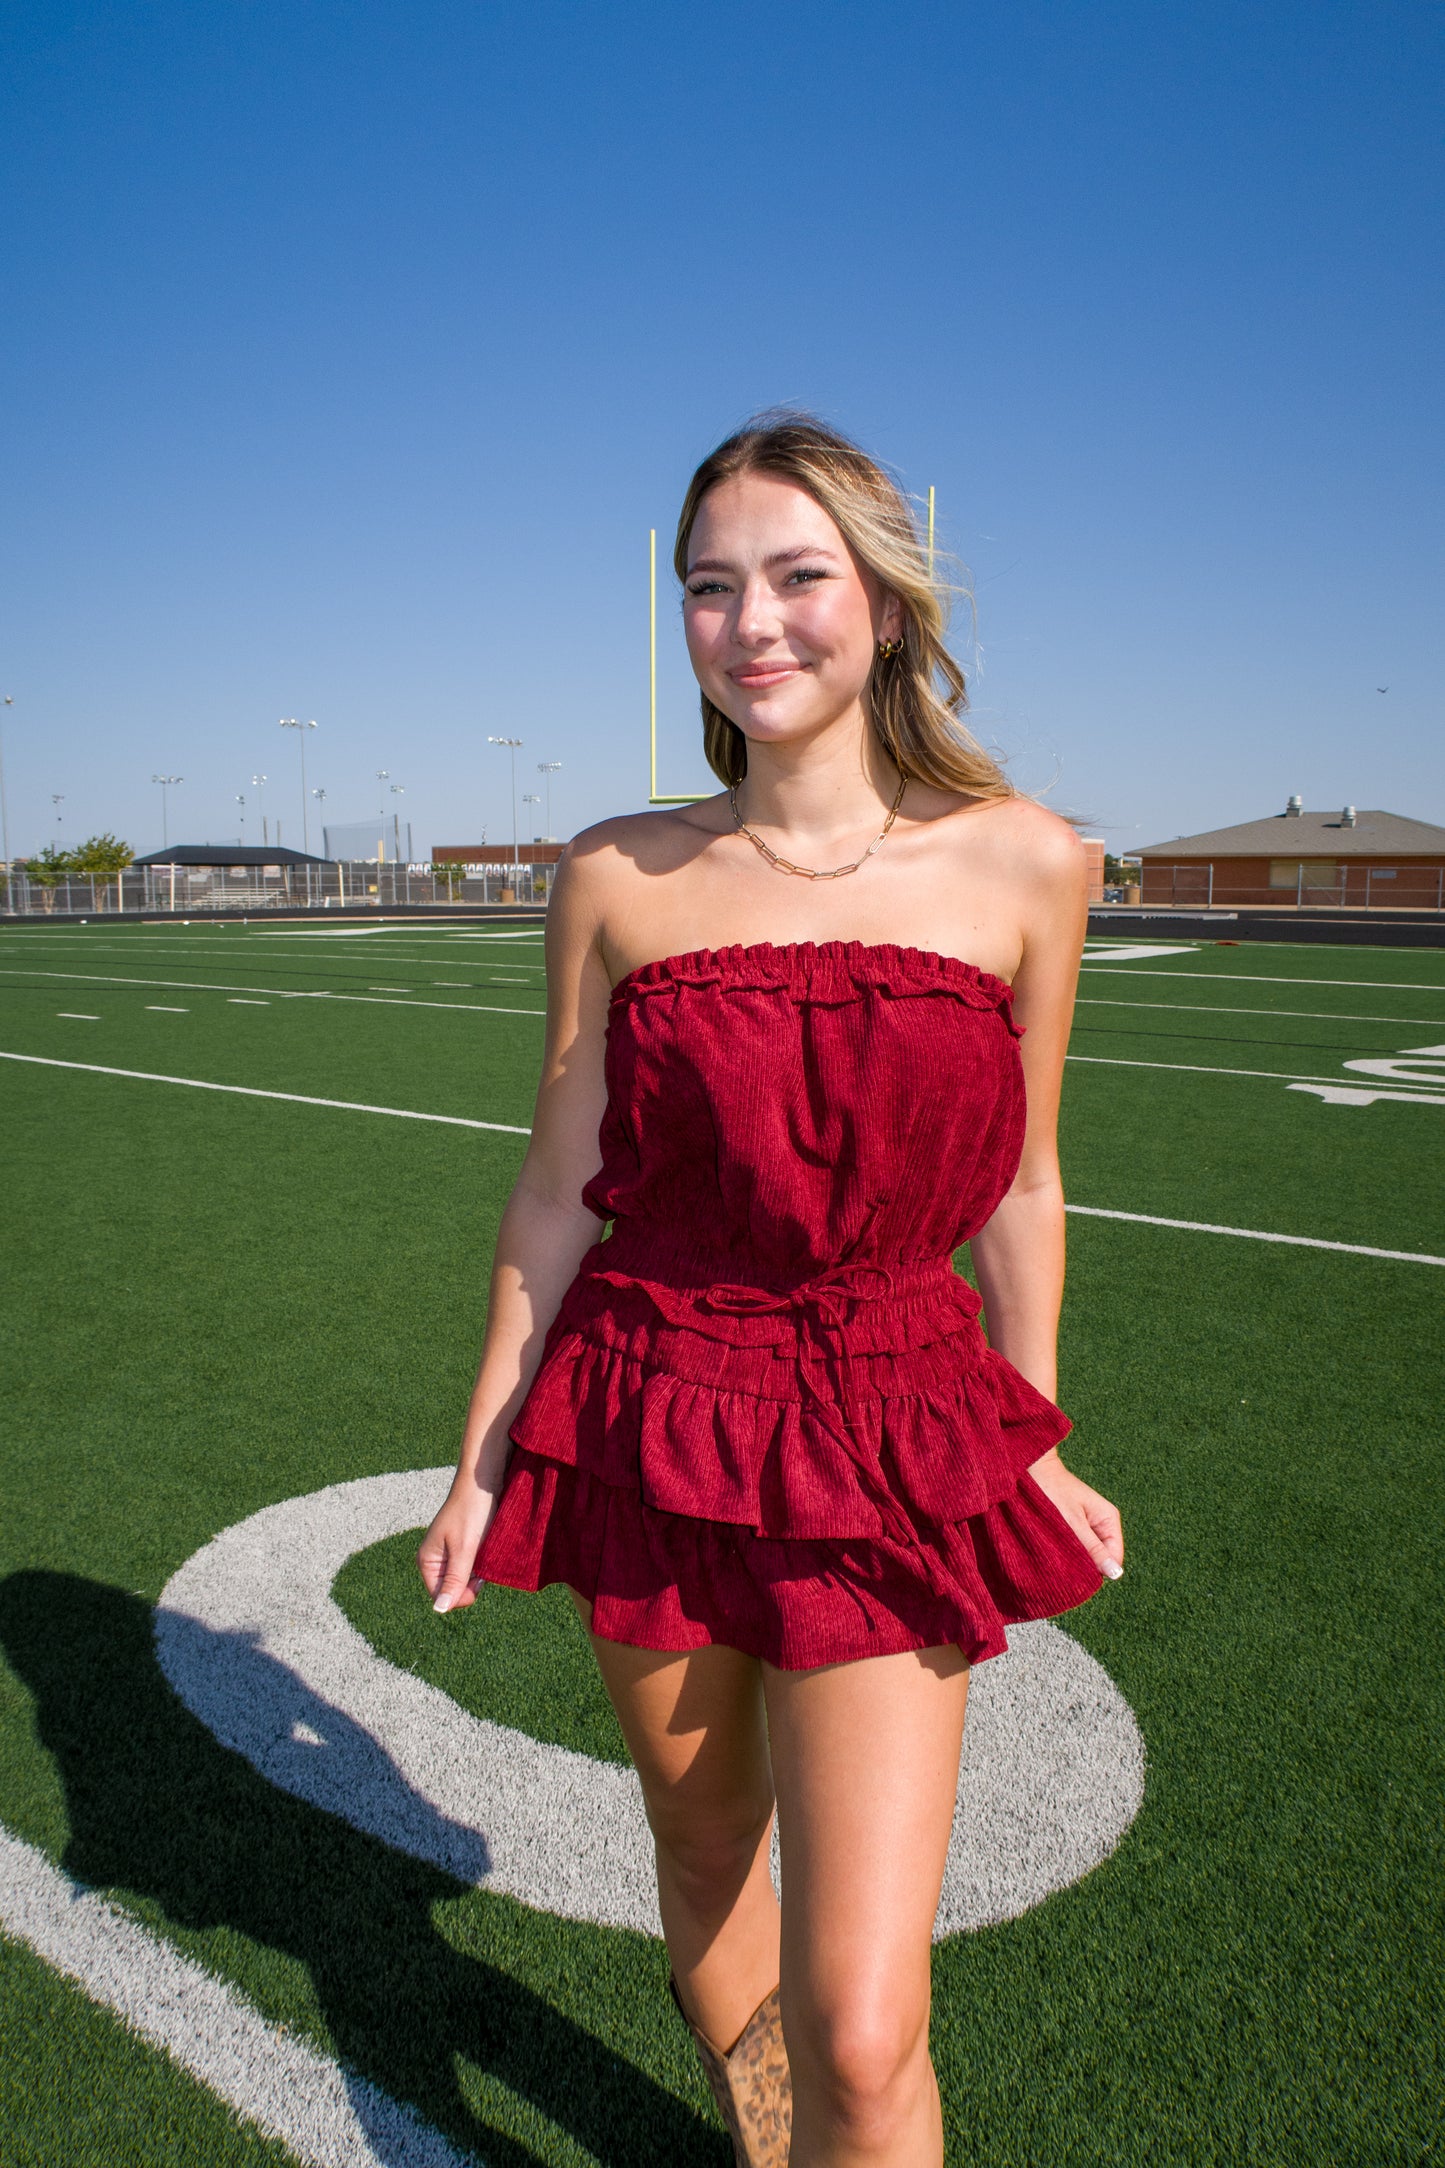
left=1137, top=808, right=1445, bottom=859
left=131, top=844, right=330, bottom=867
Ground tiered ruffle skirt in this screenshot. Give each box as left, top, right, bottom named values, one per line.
left=475, top=1237, right=1102, bottom=1670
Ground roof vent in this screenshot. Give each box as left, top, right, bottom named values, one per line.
left=1341, top=805, right=1356, bottom=826
left=1285, top=794, right=1303, bottom=816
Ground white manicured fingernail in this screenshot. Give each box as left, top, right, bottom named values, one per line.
left=1100, top=1556, right=1124, bottom=1580
left=433, top=1593, right=454, bottom=1613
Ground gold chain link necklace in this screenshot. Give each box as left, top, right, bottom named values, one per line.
left=728, top=770, right=908, bottom=881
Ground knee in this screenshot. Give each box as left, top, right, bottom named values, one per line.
left=788, top=1992, right=929, bottom=2146
left=649, top=1794, right=774, bottom=1906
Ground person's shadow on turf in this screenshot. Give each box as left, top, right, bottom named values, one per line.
left=0, top=1571, right=725, bottom=2168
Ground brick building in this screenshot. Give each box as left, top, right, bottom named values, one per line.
left=1136, top=800, right=1445, bottom=909
left=431, top=842, right=566, bottom=868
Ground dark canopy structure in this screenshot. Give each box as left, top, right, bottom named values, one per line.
left=131, top=844, right=330, bottom=868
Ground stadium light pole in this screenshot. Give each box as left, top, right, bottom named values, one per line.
left=278, top=719, right=317, bottom=851
left=489, top=735, right=522, bottom=865
left=522, top=791, right=541, bottom=841
left=375, top=770, right=389, bottom=863
left=389, top=782, right=405, bottom=863
left=235, top=792, right=245, bottom=841
left=537, top=759, right=561, bottom=838
left=151, top=775, right=182, bottom=850
left=252, top=773, right=268, bottom=848
left=0, top=696, right=14, bottom=913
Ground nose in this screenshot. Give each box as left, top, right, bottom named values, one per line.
left=733, top=573, right=785, bottom=650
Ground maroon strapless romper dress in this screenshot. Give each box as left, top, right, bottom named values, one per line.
left=475, top=939, right=1103, bottom=1669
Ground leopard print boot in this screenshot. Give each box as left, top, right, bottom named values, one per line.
left=669, top=1975, right=792, bottom=2166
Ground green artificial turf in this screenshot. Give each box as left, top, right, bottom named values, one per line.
left=1, top=922, right=1442, bottom=2165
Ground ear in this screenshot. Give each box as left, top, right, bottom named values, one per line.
left=879, top=591, right=904, bottom=643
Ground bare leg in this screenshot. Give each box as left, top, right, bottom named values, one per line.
left=575, top=1594, right=782, bottom=2050
left=764, top=1644, right=970, bottom=2167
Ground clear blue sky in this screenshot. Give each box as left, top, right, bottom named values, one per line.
left=3, top=0, right=1440, bottom=861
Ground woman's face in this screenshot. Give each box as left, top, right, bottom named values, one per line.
left=682, top=472, right=901, bottom=753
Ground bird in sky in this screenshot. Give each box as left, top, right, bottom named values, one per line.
left=1377, top=685, right=1389, bottom=693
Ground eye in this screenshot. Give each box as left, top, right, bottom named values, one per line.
left=786, top=567, right=830, bottom=586
left=686, top=579, right=729, bottom=597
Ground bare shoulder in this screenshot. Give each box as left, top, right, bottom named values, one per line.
left=985, top=795, right=1087, bottom=883
left=568, top=799, right=728, bottom=877
left=924, top=789, right=1086, bottom=898
left=545, top=799, right=729, bottom=965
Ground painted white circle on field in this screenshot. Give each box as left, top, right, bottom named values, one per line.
left=155, top=1469, right=1144, bottom=1940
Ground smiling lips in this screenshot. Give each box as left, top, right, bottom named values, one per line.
left=729, top=661, right=804, bottom=688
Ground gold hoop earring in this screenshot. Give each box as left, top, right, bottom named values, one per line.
left=877, top=637, right=903, bottom=661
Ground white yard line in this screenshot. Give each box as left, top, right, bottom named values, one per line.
left=1065, top=1204, right=1445, bottom=1267
left=5, top=1047, right=1438, bottom=1261
left=0, top=1052, right=531, bottom=1133
left=0, top=936, right=547, bottom=972
left=0, top=966, right=546, bottom=1018
left=1065, top=1052, right=1441, bottom=1094
left=0, top=1824, right=477, bottom=2168
left=1076, top=997, right=1445, bottom=1028
left=1077, top=966, right=1445, bottom=993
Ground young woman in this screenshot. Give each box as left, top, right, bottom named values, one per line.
left=418, top=414, right=1124, bottom=2168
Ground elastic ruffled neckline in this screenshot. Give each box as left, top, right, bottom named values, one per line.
left=610, top=939, right=1015, bottom=1010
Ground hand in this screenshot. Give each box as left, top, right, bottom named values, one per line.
left=1027, top=1447, right=1125, bottom=1580
left=416, top=1476, right=498, bottom=1615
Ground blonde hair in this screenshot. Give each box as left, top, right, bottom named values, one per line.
left=673, top=412, right=1012, bottom=800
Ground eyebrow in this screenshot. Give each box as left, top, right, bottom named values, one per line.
left=686, top=545, right=843, bottom=575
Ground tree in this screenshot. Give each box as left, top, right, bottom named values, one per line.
left=20, top=845, right=74, bottom=913
left=70, top=834, right=136, bottom=911
left=429, top=860, right=467, bottom=898
left=71, top=834, right=134, bottom=875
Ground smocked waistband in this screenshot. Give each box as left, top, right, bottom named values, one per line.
left=587, top=1222, right=969, bottom=1315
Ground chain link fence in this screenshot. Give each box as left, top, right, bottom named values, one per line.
left=0, top=860, right=555, bottom=917
left=1103, top=863, right=1445, bottom=911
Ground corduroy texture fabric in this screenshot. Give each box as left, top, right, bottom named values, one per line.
left=476, top=940, right=1103, bottom=1669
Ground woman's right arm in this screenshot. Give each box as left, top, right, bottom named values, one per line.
left=417, top=842, right=615, bottom=1614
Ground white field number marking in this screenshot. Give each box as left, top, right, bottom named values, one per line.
left=1080, top=943, right=1201, bottom=964
left=1292, top=1042, right=1445, bottom=1109
left=155, top=1471, right=1145, bottom=1940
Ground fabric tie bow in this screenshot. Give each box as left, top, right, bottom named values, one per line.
left=698, top=1261, right=932, bottom=1559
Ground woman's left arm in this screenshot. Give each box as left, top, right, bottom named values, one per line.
left=968, top=813, right=1124, bottom=1578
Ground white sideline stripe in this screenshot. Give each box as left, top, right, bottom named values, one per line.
left=0, top=966, right=547, bottom=1018
left=0, top=1053, right=531, bottom=1133
left=1076, top=997, right=1445, bottom=1028
left=1065, top=1204, right=1445, bottom=1267
left=1077, top=966, right=1445, bottom=993
left=1065, top=1052, right=1443, bottom=1094
left=8, top=1047, right=1435, bottom=1261
left=0, top=1824, right=477, bottom=2168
